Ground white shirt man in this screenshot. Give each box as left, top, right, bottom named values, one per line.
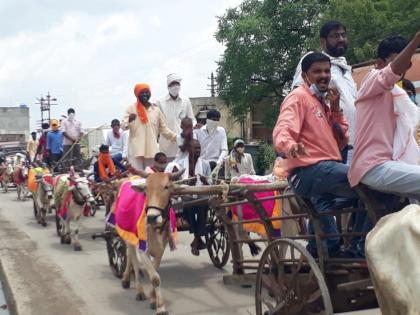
left=193, top=109, right=228, bottom=169
left=291, top=21, right=356, bottom=164
left=156, top=73, right=195, bottom=159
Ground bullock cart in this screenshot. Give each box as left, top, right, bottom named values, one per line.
left=93, top=192, right=231, bottom=278
left=193, top=179, right=405, bottom=315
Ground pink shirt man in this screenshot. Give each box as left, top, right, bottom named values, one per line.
left=348, top=65, right=401, bottom=187
left=273, top=84, right=349, bottom=174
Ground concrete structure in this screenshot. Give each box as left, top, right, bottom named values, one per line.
left=0, top=106, right=30, bottom=143
left=190, top=96, right=247, bottom=140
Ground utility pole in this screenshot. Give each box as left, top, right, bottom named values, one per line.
left=36, top=92, right=58, bottom=127
left=207, top=72, right=217, bottom=97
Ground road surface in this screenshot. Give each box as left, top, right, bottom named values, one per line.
left=0, top=190, right=380, bottom=315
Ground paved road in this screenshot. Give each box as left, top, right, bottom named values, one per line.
left=0, top=190, right=380, bottom=315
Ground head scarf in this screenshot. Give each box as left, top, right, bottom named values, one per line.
left=134, top=83, right=151, bottom=124
left=167, top=73, right=182, bottom=86
left=50, top=119, right=59, bottom=131
left=98, top=152, right=116, bottom=180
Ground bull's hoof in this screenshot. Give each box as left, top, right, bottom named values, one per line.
left=135, top=292, right=146, bottom=301
left=157, top=311, right=168, bottom=315
left=121, top=280, right=131, bottom=289
left=41, top=222, right=47, bottom=227
left=60, top=236, right=66, bottom=244
left=74, top=244, right=82, bottom=251
left=150, top=302, right=156, bottom=310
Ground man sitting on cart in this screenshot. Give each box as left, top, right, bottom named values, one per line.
left=93, top=144, right=116, bottom=182
left=273, top=52, right=359, bottom=257
left=349, top=32, right=420, bottom=197
left=167, top=139, right=212, bottom=256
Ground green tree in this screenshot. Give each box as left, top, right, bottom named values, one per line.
left=316, top=0, right=420, bottom=64
left=215, top=0, right=328, bottom=126
left=216, top=0, right=420, bottom=125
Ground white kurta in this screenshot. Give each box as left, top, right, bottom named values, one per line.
left=156, top=94, right=195, bottom=157
left=121, top=103, right=176, bottom=159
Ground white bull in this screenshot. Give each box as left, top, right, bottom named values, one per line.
left=54, top=174, right=96, bottom=251
left=366, top=204, right=420, bottom=315
left=34, top=174, right=55, bottom=226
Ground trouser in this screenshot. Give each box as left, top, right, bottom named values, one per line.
left=50, top=153, right=63, bottom=172
left=111, top=153, right=126, bottom=171
left=288, top=160, right=359, bottom=255
left=183, top=204, right=208, bottom=237
left=128, top=155, right=153, bottom=171
left=362, top=160, right=420, bottom=198
left=63, top=144, right=81, bottom=170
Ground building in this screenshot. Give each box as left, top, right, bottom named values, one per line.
left=0, top=106, right=30, bottom=143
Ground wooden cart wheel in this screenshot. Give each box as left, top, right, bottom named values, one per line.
left=55, top=210, right=64, bottom=236
left=205, top=208, right=231, bottom=269
left=255, top=239, right=333, bottom=315
left=106, top=228, right=127, bottom=278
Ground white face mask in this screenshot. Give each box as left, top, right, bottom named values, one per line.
left=68, top=113, right=75, bottom=120
left=206, top=119, right=218, bottom=133
left=168, top=85, right=180, bottom=97
left=236, top=147, right=245, bottom=154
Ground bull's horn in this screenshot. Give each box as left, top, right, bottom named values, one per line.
left=170, top=167, right=185, bottom=181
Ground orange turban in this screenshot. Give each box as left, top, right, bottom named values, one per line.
left=134, top=83, right=151, bottom=124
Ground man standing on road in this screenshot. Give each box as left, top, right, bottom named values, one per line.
left=273, top=52, right=358, bottom=257
left=61, top=108, right=83, bottom=170
left=194, top=109, right=228, bottom=176
left=26, top=132, right=38, bottom=162
left=156, top=73, right=195, bottom=161
left=292, top=20, right=357, bottom=164
left=122, top=83, right=177, bottom=171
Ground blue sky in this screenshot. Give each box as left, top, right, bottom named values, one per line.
left=0, top=0, right=242, bottom=130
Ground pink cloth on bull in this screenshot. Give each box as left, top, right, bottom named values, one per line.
left=231, top=177, right=281, bottom=236
left=58, top=191, right=73, bottom=220
left=112, top=179, right=177, bottom=252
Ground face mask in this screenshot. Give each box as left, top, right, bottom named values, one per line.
left=309, top=83, right=328, bottom=100
left=206, top=119, right=218, bottom=133
left=68, top=113, right=75, bottom=120
left=409, top=95, right=417, bottom=104
left=168, top=85, right=180, bottom=97
left=236, top=147, right=245, bottom=154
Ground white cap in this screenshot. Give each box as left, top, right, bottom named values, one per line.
left=167, top=73, right=182, bottom=86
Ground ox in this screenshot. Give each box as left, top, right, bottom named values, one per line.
left=13, top=164, right=29, bottom=200
left=34, top=174, right=55, bottom=226
left=54, top=174, right=96, bottom=251
left=112, top=169, right=183, bottom=315
left=0, top=162, right=13, bottom=193
left=366, top=204, right=420, bottom=315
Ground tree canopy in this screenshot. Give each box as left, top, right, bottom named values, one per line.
left=215, top=0, right=420, bottom=127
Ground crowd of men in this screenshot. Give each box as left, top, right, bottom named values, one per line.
left=24, top=21, right=420, bottom=258
left=274, top=21, right=420, bottom=257
left=26, top=73, right=255, bottom=255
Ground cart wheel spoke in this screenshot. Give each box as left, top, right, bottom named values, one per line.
left=255, top=239, right=333, bottom=315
